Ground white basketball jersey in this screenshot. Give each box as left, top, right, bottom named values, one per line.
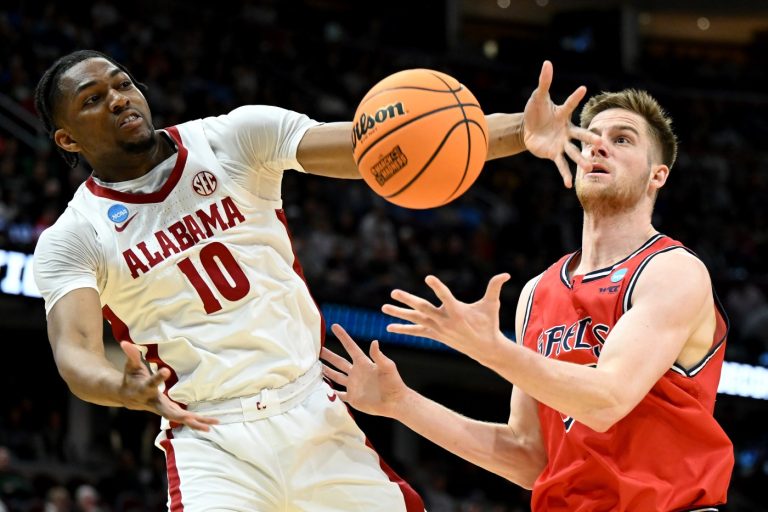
left=66, top=121, right=323, bottom=405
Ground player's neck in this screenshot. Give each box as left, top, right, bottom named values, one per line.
left=91, top=132, right=176, bottom=183
left=575, top=210, right=657, bottom=275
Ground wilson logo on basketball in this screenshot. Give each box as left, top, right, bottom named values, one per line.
left=371, top=146, right=408, bottom=185
left=192, top=171, right=217, bottom=196
left=352, top=102, right=406, bottom=150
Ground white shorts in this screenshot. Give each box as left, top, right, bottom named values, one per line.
left=155, top=366, right=424, bottom=511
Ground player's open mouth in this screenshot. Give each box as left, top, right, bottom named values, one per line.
left=118, top=112, right=142, bottom=128
left=586, top=164, right=609, bottom=176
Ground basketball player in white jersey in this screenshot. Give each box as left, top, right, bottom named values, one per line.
left=32, top=50, right=598, bottom=511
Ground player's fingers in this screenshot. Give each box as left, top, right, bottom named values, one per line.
left=147, top=367, right=170, bottom=388
left=386, top=323, right=431, bottom=338
left=184, top=412, right=220, bottom=429
left=320, top=346, right=353, bottom=373
left=561, top=85, right=587, bottom=114
left=381, top=304, right=429, bottom=326
left=554, top=155, right=573, bottom=188
left=535, top=60, right=553, bottom=99
left=484, top=273, right=511, bottom=302
left=369, top=340, right=392, bottom=366
left=335, top=390, right=349, bottom=403
left=160, top=405, right=218, bottom=431
left=424, top=275, right=457, bottom=306
left=564, top=142, right=591, bottom=172
left=330, top=324, right=367, bottom=361
left=321, top=363, right=348, bottom=386
left=390, top=289, right=437, bottom=313
left=181, top=416, right=216, bottom=432
left=569, top=125, right=601, bottom=147
left=120, top=341, right=142, bottom=368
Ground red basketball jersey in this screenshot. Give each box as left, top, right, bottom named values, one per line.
left=522, top=234, right=733, bottom=512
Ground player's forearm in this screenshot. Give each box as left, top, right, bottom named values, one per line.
left=392, top=387, right=545, bottom=488
left=297, top=122, right=362, bottom=179
left=481, top=338, right=625, bottom=432
left=485, top=113, right=526, bottom=161
left=54, top=342, right=126, bottom=407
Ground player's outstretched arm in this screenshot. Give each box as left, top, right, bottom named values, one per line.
left=47, top=288, right=218, bottom=431
left=297, top=61, right=599, bottom=184
left=321, top=323, right=545, bottom=488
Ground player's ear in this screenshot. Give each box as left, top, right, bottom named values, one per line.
left=54, top=128, right=81, bottom=154
left=650, top=163, right=669, bottom=190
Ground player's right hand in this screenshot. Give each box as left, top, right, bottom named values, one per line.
left=320, top=324, right=407, bottom=419
left=522, top=60, right=601, bottom=188
left=119, top=341, right=219, bottom=431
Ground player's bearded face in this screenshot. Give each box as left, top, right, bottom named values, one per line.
left=575, top=159, right=651, bottom=215
left=574, top=109, right=656, bottom=216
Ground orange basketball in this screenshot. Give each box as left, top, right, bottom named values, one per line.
left=351, top=69, right=488, bottom=209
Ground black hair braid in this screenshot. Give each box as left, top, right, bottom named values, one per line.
left=33, top=49, right=149, bottom=168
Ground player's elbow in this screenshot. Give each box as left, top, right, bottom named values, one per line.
left=580, top=394, right=636, bottom=433
left=56, top=364, right=86, bottom=399
left=507, top=468, right=542, bottom=491
left=495, top=431, right=547, bottom=489
left=580, top=415, right=617, bottom=433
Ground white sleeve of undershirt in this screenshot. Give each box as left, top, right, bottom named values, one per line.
left=201, top=105, right=320, bottom=200
left=33, top=208, right=103, bottom=316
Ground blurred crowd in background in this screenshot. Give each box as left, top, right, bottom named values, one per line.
left=1, top=1, right=767, bottom=510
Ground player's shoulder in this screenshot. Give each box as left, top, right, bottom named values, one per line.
left=643, top=246, right=709, bottom=280
left=35, top=206, right=97, bottom=255
left=633, top=246, right=711, bottom=301
left=201, top=105, right=298, bottom=128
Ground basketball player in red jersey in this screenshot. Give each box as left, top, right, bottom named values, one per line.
left=33, top=49, right=599, bottom=511
left=323, top=82, right=734, bottom=510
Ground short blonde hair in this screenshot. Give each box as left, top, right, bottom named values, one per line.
left=580, top=89, right=678, bottom=168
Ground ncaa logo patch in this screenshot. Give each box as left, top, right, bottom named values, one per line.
left=107, top=204, right=129, bottom=223
left=192, top=170, right=217, bottom=196
left=610, top=268, right=628, bottom=283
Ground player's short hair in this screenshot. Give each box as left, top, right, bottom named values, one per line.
left=580, top=89, right=678, bottom=169
left=34, top=49, right=148, bottom=168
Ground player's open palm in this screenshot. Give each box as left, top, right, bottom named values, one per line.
left=321, top=324, right=407, bottom=419
left=384, top=274, right=510, bottom=363
left=523, top=60, right=600, bottom=188
left=119, top=342, right=218, bottom=431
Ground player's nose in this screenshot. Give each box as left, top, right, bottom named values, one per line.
left=590, top=143, right=608, bottom=158
left=109, top=89, right=131, bottom=113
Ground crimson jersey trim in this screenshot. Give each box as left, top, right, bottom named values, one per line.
left=84, top=128, right=186, bottom=204
left=559, top=233, right=664, bottom=288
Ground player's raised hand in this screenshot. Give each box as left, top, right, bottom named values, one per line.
left=119, top=341, right=218, bottom=431
left=384, top=274, right=510, bottom=364
left=522, top=60, right=601, bottom=188
left=320, top=324, right=408, bottom=419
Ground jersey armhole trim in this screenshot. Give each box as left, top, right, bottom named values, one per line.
left=622, top=246, right=730, bottom=378
left=521, top=274, right=543, bottom=343
left=672, top=288, right=730, bottom=377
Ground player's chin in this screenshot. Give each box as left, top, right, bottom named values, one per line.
left=119, top=130, right=157, bottom=154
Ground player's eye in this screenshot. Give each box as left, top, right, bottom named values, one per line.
left=83, top=94, right=100, bottom=106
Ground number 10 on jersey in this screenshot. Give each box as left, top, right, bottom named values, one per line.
left=177, top=242, right=250, bottom=313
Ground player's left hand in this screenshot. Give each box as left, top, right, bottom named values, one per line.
left=320, top=324, right=409, bottom=419
left=383, top=273, right=510, bottom=363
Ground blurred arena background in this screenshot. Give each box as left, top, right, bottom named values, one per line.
left=1, top=0, right=767, bottom=510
